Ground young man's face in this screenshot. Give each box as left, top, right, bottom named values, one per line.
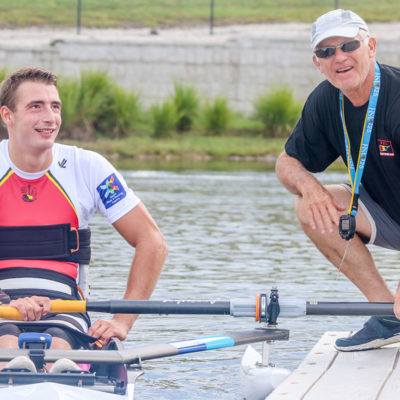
left=2, top=81, right=62, bottom=158
left=312, top=33, right=376, bottom=98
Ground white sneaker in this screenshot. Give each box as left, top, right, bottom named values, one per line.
left=50, top=358, right=82, bottom=373
left=4, top=356, right=37, bottom=372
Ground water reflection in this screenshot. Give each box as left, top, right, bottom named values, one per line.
left=88, top=169, right=399, bottom=399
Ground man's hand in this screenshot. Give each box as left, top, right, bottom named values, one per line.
left=10, top=296, right=51, bottom=321
left=276, top=151, right=346, bottom=234
left=88, top=317, right=131, bottom=344
left=301, top=182, right=346, bottom=234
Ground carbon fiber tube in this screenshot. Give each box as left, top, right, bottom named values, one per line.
left=306, top=301, right=394, bottom=316
left=86, top=300, right=232, bottom=315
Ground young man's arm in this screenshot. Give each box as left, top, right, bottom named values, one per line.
left=88, top=202, right=168, bottom=343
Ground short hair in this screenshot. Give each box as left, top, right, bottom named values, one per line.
left=0, top=67, right=57, bottom=111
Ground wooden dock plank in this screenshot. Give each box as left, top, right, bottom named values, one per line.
left=303, top=346, right=398, bottom=400
left=377, top=348, right=400, bottom=399
left=267, top=331, right=345, bottom=399
left=267, top=331, right=400, bottom=400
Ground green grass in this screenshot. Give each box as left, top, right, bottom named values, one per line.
left=0, top=0, right=399, bottom=28
left=61, top=134, right=287, bottom=159
left=59, top=134, right=348, bottom=172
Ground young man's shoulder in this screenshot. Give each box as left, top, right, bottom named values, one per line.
left=54, top=142, right=106, bottom=163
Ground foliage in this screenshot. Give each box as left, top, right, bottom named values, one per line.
left=149, top=100, right=178, bottom=138
left=58, top=71, right=140, bottom=139
left=253, top=85, right=302, bottom=137
left=0, top=68, right=8, bottom=138
left=96, top=85, right=141, bottom=139
left=171, top=82, right=199, bottom=132
left=202, top=96, right=231, bottom=135
left=58, top=77, right=81, bottom=133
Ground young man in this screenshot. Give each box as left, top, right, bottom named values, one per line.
left=0, top=67, right=168, bottom=369
left=276, top=9, right=400, bottom=351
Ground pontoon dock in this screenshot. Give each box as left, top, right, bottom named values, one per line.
left=268, top=331, right=400, bottom=399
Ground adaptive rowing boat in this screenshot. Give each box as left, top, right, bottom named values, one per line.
left=0, top=290, right=396, bottom=399
left=0, top=326, right=289, bottom=399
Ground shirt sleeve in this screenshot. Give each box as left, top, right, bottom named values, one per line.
left=83, top=150, right=141, bottom=224
left=285, top=83, right=340, bottom=173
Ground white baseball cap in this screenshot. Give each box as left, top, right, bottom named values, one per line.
left=311, top=9, right=369, bottom=51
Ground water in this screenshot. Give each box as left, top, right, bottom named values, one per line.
left=88, top=169, right=400, bottom=399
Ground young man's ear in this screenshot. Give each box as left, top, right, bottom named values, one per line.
left=0, top=106, right=12, bottom=126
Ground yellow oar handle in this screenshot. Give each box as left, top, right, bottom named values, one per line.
left=50, top=300, right=87, bottom=313
left=0, top=300, right=87, bottom=321
left=0, top=306, right=24, bottom=320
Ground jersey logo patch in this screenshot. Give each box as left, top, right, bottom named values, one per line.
left=58, top=158, right=67, bottom=168
left=378, top=139, right=394, bottom=157
left=21, top=185, right=37, bottom=202
left=97, top=173, right=126, bottom=209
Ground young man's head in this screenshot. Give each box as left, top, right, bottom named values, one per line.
left=0, top=67, right=62, bottom=171
left=0, top=67, right=58, bottom=112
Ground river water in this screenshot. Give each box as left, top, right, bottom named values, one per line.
left=88, top=168, right=399, bottom=399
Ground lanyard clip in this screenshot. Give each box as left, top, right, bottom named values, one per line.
left=351, top=194, right=359, bottom=216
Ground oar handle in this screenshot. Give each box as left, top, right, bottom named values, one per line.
left=0, top=306, right=24, bottom=320
left=50, top=299, right=87, bottom=313
left=0, top=300, right=87, bottom=320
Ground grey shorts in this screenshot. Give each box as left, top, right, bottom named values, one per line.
left=342, top=184, right=400, bottom=250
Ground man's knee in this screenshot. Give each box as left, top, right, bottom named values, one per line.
left=294, top=184, right=350, bottom=225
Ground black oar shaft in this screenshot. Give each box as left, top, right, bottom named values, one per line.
left=86, top=300, right=232, bottom=315
left=306, top=301, right=394, bottom=316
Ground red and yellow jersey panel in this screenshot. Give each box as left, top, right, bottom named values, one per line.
left=0, top=169, right=79, bottom=279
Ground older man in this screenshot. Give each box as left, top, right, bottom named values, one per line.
left=276, top=9, right=400, bottom=351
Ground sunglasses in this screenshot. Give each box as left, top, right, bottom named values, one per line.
left=314, top=39, right=362, bottom=59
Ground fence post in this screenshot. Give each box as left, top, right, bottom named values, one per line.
left=210, top=0, right=214, bottom=35
left=77, top=0, right=82, bottom=34
left=334, top=0, right=339, bottom=8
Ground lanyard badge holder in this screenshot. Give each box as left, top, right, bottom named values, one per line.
left=338, top=62, right=381, bottom=241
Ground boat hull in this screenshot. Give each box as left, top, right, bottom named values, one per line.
left=0, top=381, right=131, bottom=399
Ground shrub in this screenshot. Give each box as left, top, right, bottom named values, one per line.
left=0, top=68, right=8, bottom=138
left=78, top=71, right=113, bottom=136
left=58, top=71, right=141, bottom=139
left=0, top=68, right=7, bottom=83
left=202, top=96, right=230, bottom=135
left=149, top=100, right=178, bottom=138
left=58, top=77, right=81, bottom=133
left=253, top=85, right=302, bottom=137
left=96, top=85, right=141, bottom=138
left=172, top=82, right=199, bottom=132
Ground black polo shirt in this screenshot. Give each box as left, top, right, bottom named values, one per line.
left=285, top=63, right=400, bottom=224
